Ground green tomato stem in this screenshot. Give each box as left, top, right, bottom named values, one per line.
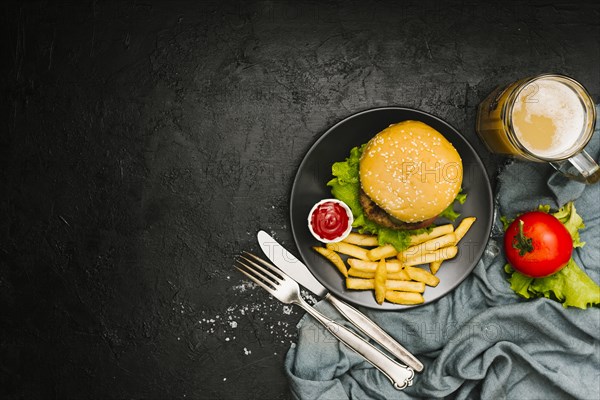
left=513, top=219, right=534, bottom=256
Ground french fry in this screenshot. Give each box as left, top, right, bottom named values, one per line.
left=348, top=268, right=376, bottom=279
left=348, top=268, right=411, bottom=280
left=403, top=246, right=458, bottom=267
left=386, top=280, right=425, bottom=293
left=402, top=217, right=475, bottom=276
left=326, top=242, right=369, bottom=261
left=346, top=278, right=375, bottom=290
left=347, top=258, right=402, bottom=273
left=346, top=278, right=421, bottom=291
left=429, top=260, right=442, bottom=275
left=325, top=217, right=476, bottom=306
left=342, top=232, right=379, bottom=247
left=405, top=266, right=441, bottom=287
left=312, top=246, right=348, bottom=277
left=408, top=224, right=454, bottom=246
left=367, top=244, right=398, bottom=261
left=388, top=269, right=411, bottom=280
left=374, top=259, right=386, bottom=304
left=454, top=217, right=477, bottom=241
left=385, top=290, right=424, bottom=305
left=397, top=233, right=457, bottom=262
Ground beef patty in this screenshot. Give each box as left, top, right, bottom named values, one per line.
left=359, top=189, right=436, bottom=230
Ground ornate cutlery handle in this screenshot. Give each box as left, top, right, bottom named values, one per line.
left=326, top=294, right=424, bottom=372
left=294, top=297, right=414, bottom=390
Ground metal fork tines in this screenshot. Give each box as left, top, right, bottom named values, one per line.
left=235, top=252, right=414, bottom=390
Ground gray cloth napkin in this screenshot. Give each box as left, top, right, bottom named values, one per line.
left=284, top=105, right=600, bottom=400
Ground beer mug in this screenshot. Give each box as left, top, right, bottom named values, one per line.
left=476, top=73, right=599, bottom=184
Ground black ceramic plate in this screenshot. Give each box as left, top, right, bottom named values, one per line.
left=290, top=107, right=493, bottom=310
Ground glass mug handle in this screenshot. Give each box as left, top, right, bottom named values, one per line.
left=550, top=150, right=600, bottom=184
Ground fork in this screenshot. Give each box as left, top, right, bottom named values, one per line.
left=235, top=252, right=415, bottom=390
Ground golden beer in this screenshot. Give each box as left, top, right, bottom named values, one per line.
left=476, top=74, right=599, bottom=183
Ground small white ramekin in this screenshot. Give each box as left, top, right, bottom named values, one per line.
left=307, top=198, right=354, bottom=243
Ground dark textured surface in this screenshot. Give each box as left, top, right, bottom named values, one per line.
left=0, top=1, right=598, bottom=399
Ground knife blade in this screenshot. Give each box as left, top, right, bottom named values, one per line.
left=257, top=230, right=424, bottom=372
left=257, top=231, right=327, bottom=297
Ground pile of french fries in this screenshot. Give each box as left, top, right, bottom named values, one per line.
left=313, top=217, right=476, bottom=305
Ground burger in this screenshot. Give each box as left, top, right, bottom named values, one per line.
left=358, top=120, right=463, bottom=230
left=327, top=120, right=464, bottom=249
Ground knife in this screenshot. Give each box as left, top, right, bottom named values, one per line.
left=257, top=230, right=424, bottom=372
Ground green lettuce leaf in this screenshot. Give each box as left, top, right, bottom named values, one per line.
left=500, top=215, right=513, bottom=231
left=439, top=203, right=461, bottom=221
left=505, top=264, right=534, bottom=298
left=327, top=145, right=364, bottom=218
left=537, top=204, right=551, bottom=214
left=552, top=202, right=585, bottom=248
left=327, top=145, right=465, bottom=251
left=506, top=261, right=600, bottom=309
left=455, top=190, right=467, bottom=205
left=504, top=201, right=599, bottom=309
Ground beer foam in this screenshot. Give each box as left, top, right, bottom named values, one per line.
left=512, top=78, right=585, bottom=158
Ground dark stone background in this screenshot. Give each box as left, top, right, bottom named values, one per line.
left=1, top=1, right=598, bottom=399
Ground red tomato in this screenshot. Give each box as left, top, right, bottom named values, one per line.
left=504, top=211, right=573, bottom=278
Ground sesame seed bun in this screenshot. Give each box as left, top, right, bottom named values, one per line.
left=359, top=120, right=463, bottom=223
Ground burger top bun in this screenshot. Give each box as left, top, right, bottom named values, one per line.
left=359, top=120, right=463, bottom=223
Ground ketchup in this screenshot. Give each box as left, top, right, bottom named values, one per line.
left=310, top=201, right=350, bottom=241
